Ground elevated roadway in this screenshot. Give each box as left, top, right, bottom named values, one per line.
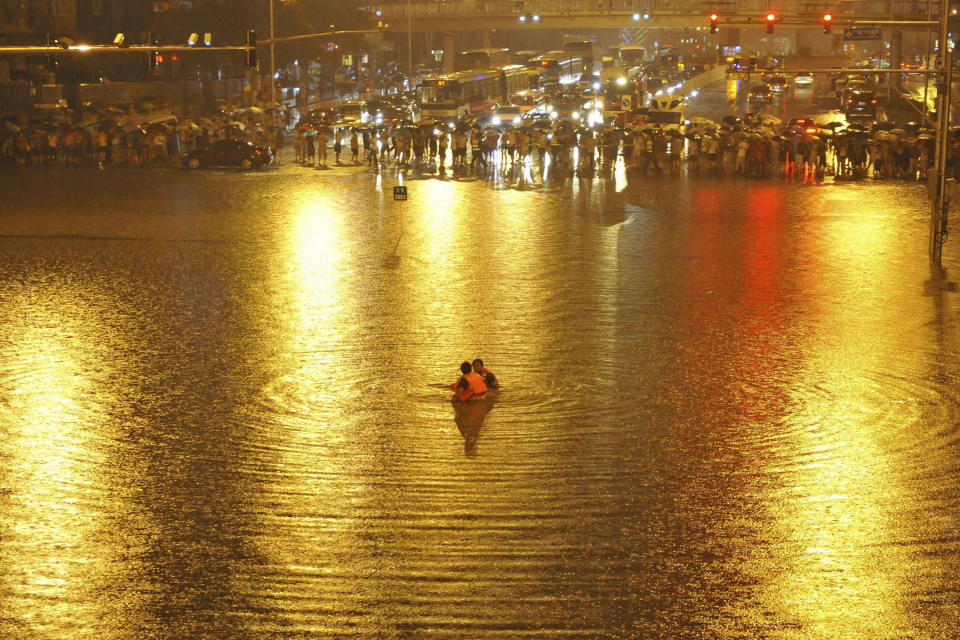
left=375, top=0, right=940, bottom=32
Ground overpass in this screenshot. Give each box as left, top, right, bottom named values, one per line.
left=375, top=0, right=940, bottom=31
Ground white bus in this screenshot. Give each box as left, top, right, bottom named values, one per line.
left=526, top=52, right=583, bottom=87
left=562, top=40, right=601, bottom=77
left=421, top=65, right=530, bottom=121
left=454, top=48, right=512, bottom=72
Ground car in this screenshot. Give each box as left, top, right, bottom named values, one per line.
left=491, top=105, right=525, bottom=126
left=307, top=107, right=341, bottom=127
left=788, top=117, right=819, bottom=135
left=845, top=89, right=878, bottom=117
left=182, top=139, right=272, bottom=170
left=337, top=102, right=366, bottom=124
left=766, top=75, right=789, bottom=92
left=793, top=72, right=814, bottom=85
left=747, top=84, right=774, bottom=103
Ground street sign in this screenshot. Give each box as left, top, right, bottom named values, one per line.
left=393, top=185, right=407, bottom=201
left=843, top=27, right=882, bottom=41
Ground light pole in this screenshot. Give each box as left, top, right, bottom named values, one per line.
left=407, top=0, right=412, bottom=85
left=931, top=0, right=953, bottom=265
left=269, top=0, right=276, bottom=120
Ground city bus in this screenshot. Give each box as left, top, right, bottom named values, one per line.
left=454, top=48, right=512, bottom=72
left=420, top=65, right=530, bottom=120
left=562, top=39, right=601, bottom=77
left=526, top=51, right=583, bottom=87
left=615, top=45, right=647, bottom=68
left=602, top=76, right=643, bottom=124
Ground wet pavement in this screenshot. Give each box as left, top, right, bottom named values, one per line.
left=0, top=159, right=958, bottom=639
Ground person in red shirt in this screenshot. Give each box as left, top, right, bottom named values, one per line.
left=452, top=361, right=487, bottom=402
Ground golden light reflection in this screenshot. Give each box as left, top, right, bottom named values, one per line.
left=771, top=190, right=922, bottom=633
left=0, top=314, right=118, bottom=635
left=726, top=78, right=741, bottom=102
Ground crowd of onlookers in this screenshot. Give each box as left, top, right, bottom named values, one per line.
left=288, top=119, right=943, bottom=183
left=1, top=104, right=948, bottom=183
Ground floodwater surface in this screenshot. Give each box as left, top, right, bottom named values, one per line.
left=0, top=165, right=958, bottom=639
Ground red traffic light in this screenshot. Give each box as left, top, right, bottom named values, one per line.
left=765, top=12, right=776, bottom=33
left=822, top=13, right=832, bottom=22
left=709, top=13, right=719, bottom=33
left=822, top=12, right=833, bottom=33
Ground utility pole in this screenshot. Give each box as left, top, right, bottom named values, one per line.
left=269, top=0, right=276, bottom=121
left=931, top=0, right=952, bottom=265
left=407, top=0, right=413, bottom=84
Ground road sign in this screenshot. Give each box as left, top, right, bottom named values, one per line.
left=393, top=185, right=407, bottom=201
left=843, top=27, right=882, bottom=41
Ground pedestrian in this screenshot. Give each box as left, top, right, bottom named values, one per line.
left=334, top=128, right=343, bottom=164
left=350, top=129, right=359, bottom=163
left=306, top=133, right=316, bottom=166
left=317, top=128, right=329, bottom=168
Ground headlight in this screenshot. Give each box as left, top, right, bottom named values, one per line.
left=513, top=116, right=521, bottom=124
left=491, top=116, right=501, bottom=125
left=572, top=112, right=581, bottom=120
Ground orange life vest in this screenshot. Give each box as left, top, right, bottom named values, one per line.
left=452, top=371, right=488, bottom=401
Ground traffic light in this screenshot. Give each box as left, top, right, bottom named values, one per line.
left=150, top=52, right=163, bottom=75
left=766, top=12, right=776, bottom=34
left=245, top=29, right=257, bottom=69
left=709, top=13, right=719, bottom=34
left=822, top=13, right=833, bottom=34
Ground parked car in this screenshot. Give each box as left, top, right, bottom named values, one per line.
left=793, top=72, right=814, bottom=85
left=182, top=139, right=272, bottom=170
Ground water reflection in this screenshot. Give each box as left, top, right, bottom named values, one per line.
left=0, top=168, right=958, bottom=638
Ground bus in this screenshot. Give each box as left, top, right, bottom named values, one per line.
left=562, top=39, right=601, bottom=77
left=644, top=94, right=685, bottom=131
left=602, top=76, right=643, bottom=124
left=526, top=51, right=583, bottom=87
left=616, top=45, right=647, bottom=68
left=421, top=65, right=530, bottom=121
left=455, top=48, right=512, bottom=72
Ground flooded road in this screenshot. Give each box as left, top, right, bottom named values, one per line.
left=0, top=165, right=958, bottom=638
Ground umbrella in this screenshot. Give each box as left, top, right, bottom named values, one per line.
left=722, top=115, right=744, bottom=126
left=756, top=114, right=782, bottom=126
left=1, top=120, right=20, bottom=132
left=890, top=128, right=906, bottom=136
left=226, top=121, right=245, bottom=131
left=822, top=121, right=845, bottom=130
left=918, top=133, right=934, bottom=141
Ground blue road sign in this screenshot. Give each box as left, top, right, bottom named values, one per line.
left=843, top=27, right=882, bottom=41
left=393, top=185, right=407, bottom=201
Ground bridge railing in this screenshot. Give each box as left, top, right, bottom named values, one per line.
left=378, top=0, right=941, bottom=19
